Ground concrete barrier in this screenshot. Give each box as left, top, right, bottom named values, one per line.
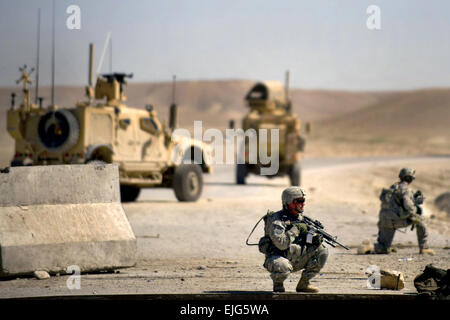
left=0, top=163, right=136, bottom=276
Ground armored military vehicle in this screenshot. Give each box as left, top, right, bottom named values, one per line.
left=236, top=73, right=305, bottom=185
left=7, top=44, right=212, bottom=202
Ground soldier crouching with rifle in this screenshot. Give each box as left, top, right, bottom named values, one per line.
left=256, top=187, right=349, bottom=293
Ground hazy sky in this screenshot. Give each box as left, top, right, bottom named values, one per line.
left=1, top=0, right=449, bottom=90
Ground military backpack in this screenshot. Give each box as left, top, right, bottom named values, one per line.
left=379, top=183, right=403, bottom=210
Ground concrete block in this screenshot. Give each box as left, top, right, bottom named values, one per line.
left=0, top=164, right=137, bottom=276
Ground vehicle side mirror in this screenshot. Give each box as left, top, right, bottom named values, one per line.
left=140, top=117, right=161, bottom=135
left=119, top=118, right=130, bottom=129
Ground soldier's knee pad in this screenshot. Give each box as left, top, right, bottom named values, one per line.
left=316, top=246, right=328, bottom=269
left=304, top=246, right=328, bottom=273
left=287, top=244, right=302, bottom=260
left=415, top=221, right=426, bottom=229
left=265, top=255, right=292, bottom=274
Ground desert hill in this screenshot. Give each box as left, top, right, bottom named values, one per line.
left=308, top=88, right=450, bottom=157
left=319, top=88, right=450, bottom=135
left=0, top=79, right=394, bottom=128
left=1, top=80, right=449, bottom=164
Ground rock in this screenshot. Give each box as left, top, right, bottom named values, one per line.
left=196, top=265, right=207, bottom=270
left=34, top=270, right=50, bottom=280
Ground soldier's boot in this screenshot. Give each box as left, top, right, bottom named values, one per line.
left=417, top=224, right=432, bottom=255
left=270, top=271, right=289, bottom=293
left=296, top=277, right=319, bottom=293
left=357, top=240, right=374, bottom=254
left=419, top=248, right=435, bottom=255
left=273, top=280, right=285, bottom=293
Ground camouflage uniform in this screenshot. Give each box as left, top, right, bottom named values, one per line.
left=375, top=176, right=429, bottom=254
left=261, top=209, right=328, bottom=289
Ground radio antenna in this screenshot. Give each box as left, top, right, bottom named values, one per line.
left=51, top=0, right=56, bottom=106
left=171, top=75, right=177, bottom=105
left=285, top=70, right=292, bottom=113
left=109, top=38, right=113, bottom=73
left=169, top=75, right=178, bottom=130
left=97, top=32, right=111, bottom=74
left=285, top=70, right=290, bottom=101
left=35, top=8, right=41, bottom=104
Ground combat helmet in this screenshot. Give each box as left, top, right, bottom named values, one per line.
left=282, top=187, right=306, bottom=208
left=399, top=168, right=416, bottom=182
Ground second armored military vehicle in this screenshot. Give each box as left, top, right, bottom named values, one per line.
left=7, top=44, right=212, bottom=202
left=236, top=74, right=305, bottom=186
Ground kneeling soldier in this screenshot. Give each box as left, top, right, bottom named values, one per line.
left=358, top=168, right=434, bottom=255
left=259, top=187, right=328, bottom=293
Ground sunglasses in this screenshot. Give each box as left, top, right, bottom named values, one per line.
left=293, top=198, right=305, bottom=204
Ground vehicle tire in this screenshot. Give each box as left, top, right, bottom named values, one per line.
left=120, top=185, right=141, bottom=202
left=10, top=158, right=32, bottom=166
left=173, top=164, right=203, bottom=202
left=11, top=159, right=24, bottom=167
left=289, top=162, right=301, bottom=186
left=236, top=164, right=247, bottom=185
left=86, top=159, right=106, bottom=166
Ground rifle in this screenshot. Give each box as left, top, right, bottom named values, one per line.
left=411, top=190, right=425, bottom=231
left=296, top=215, right=350, bottom=250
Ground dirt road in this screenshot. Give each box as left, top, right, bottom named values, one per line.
left=1, top=156, right=449, bottom=298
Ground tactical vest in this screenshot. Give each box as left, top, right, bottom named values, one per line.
left=258, top=210, right=279, bottom=255
left=258, top=210, right=303, bottom=257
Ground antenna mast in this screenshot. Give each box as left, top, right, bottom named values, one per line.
left=97, top=32, right=111, bottom=75
left=51, top=0, right=56, bottom=106
left=172, top=75, right=176, bottom=105
left=169, top=75, right=178, bottom=130
left=285, top=70, right=292, bottom=113
left=285, top=70, right=290, bottom=101
left=86, top=43, right=95, bottom=102
left=35, top=8, right=41, bottom=104
left=109, top=38, right=113, bottom=73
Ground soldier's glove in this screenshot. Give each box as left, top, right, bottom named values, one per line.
left=312, top=234, right=323, bottom=246
left=409, top=214, right=423, bottom=225
left=292, top=222, right=309, bottom=236
left=414, top=190, right=424, bottom=205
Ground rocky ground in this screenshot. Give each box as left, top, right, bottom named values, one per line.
left=0, top=156, right=449, bottom=299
